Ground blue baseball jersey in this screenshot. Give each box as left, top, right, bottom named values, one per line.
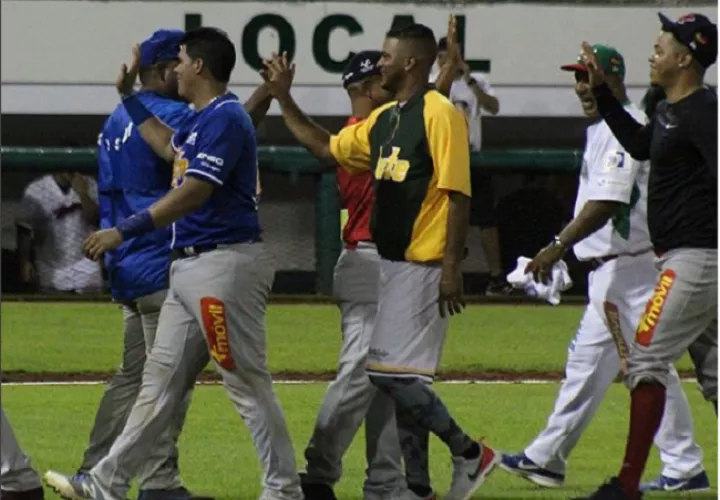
left=170, top=92, right=261, bottom=249
left=98, top=91, right=196, bottom=301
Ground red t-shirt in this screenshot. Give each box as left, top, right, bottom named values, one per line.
left=337, top=116, right=374, bottom=248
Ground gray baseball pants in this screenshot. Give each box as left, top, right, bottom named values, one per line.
left=78, top=289, right=193, bottom=490
left=626, top=249, right=717, bottom=405
left=88, top=243, right=302, bottom=500
left=303, top=243, right=404, bottom=498
left=1, top=406, right=43, bottom=492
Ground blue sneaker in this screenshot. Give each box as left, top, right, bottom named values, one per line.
left=499, top=453, right=565, bottom=488
left=640, top=471, right=710, bottom=492
left=137, top=488, right=215, bottom=500
left=44, top=470, right=107, bottom=500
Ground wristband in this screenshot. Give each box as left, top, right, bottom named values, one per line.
left=116, top=210, right=155, bottom=240
left=122, top=94, right=153, bottom=125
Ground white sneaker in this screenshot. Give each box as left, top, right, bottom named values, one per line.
left=445, top=442, right=500, bottom=500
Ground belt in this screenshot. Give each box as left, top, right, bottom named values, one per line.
left=172, top=239, right=261, bottom=260
left=588, top=248, right=652, bottom=272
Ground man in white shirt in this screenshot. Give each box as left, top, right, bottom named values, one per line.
left=499, top=44, right=709, bottom=493
left=432, top=37, right=510, bottom=295
left=16, top=171, right=103, bottom=294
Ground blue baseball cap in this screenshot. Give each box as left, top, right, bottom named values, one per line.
left=659, top=12, right=718, bottom=69
left=342, top=50, right=382, bottom=88
left=139, top=29, right=185, bottom=68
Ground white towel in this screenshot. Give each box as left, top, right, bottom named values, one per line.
left=506, top=256, right=573, bottom=306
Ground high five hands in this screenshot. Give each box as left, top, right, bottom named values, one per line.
left=261, top=52, right=296, bottom=98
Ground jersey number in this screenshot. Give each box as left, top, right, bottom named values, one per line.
left=375, top=146, right=410, bottom=183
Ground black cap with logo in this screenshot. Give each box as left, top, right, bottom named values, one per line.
left=342, top=51, right=382, bottom=89
left=659, top=12, right=718, bottom=69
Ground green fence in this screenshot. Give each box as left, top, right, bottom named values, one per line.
left=1, top=146, right=583, bottom=295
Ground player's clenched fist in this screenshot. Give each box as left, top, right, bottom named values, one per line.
left=116, top=44, right=142, bottom=97
left=84, top=228, right=123, bottom=261
left=262, top=52, right=296, bottom=98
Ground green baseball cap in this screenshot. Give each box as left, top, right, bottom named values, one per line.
left=561, top=44, right=626, bottom=80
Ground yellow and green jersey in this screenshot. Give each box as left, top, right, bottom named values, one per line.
left=329, top=88, right=471, bottom=263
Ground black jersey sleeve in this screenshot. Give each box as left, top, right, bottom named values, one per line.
left=594, top=83, right=653, bottom=161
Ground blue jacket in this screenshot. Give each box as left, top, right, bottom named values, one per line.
left=97, top=91, right=195, bottom=301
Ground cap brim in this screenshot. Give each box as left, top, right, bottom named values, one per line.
left=658, top=12, right=677, bottom=33
left=560, top=63, right=588, bottom=72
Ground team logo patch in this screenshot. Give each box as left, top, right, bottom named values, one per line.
left=636, top=269, right=676, bottom=346
left=603, top=301, right=629, bottom=374
left=603, top=151, right=630, bottom=175
left=200, top=297, right=236, bottom=370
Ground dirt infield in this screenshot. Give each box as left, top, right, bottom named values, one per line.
left=1, top=369, right=698, bottom=384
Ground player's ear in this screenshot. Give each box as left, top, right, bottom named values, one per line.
left=193, top=57, right=205, bottom=76
left=404, top=56, right=417, bottom=72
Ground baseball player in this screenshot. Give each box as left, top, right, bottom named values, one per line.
left=297, top=51, right=404, bottom=500
left=500, top=44, right=708, bottom=493
left=574, top=13, right=717, bottom=500
left=44, top=27, right=302, bottom=500
left=1, top=406, right=44, bottom=500
left=16, top=171, right=103, bottom=294
left=73, top=30, right=206, bottom=500
left=73, top=28, right=275, bottom=500
left=263, top=23, right=498, bottom=500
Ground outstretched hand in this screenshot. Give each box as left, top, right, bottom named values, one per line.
left=116, top=44, right=141, bottom=97
left=262, top=52, right=296, bottom=98
left=579, top=41, right=606, bottom=88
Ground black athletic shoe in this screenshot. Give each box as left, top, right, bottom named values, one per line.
left=572, top=478, right=641, bottom=500
left=485, top=275, right=514, bottom=296
left=299, top=473, right=336, bottom=500
left=1, top=487, right=44, bottom=500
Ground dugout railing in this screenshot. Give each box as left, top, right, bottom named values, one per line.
left=0, top=146, right=590, bottom=303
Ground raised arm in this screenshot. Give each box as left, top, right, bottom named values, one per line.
left=275, top=91, right=335, bottom=164
left=263, top=53, right=370, bottom=169
left=593, top=84, right=653, bottom=161
left=243, top=82, right=274, bottom=128
left=433, top=14, right=460, bottom=97
left=578, top=42, right=652, bottom=160
left=115, top=44, right=175, bottom=162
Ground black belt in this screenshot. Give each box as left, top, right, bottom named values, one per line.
left=588, top=248, right=652, bottom=272
left=172, top=239, right=261, bottom=260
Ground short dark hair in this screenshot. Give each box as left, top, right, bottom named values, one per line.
left=181, top=27, right=236, bottom=83
left=385, top=23, right=438, bottom=62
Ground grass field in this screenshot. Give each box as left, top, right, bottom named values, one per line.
left=1, top=302, right=716, bottom=499
left=0, top=303, right=700, bottom=376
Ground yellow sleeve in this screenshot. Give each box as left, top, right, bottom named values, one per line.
left=425, top=95, right=472, bottom=197
left=329, top=120, right=373, bottom=174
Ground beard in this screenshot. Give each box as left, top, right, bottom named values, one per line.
left=380, top=70, right=403, bottom=93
